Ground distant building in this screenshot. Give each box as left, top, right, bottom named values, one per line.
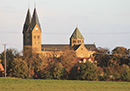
left=22, top=7, right=96, bottom=63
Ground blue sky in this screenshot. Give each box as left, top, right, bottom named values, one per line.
left=0, top=0, right=130, bottom=53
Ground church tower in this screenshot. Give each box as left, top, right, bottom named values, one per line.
left=22, top=8, right=32, bottom=51
left=70, top=27, right=84, bottom=47
left=22, top=7, right=42, bottom=53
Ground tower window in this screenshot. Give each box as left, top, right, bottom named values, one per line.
left=37, top=35, right=40, bottom=39
left=78, top=40, right=81, bottom=43
left=73, top=40, right=76, bottom=43
left=34, top=36, right=36, bottom=39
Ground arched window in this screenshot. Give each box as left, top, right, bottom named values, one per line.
left=34, top=36, right=36, bottom=39
left=37, top=35, right=40, bottom=39
left=73, top=40, right=76, bottom=43
left=78, top=40, right=81, bottom=43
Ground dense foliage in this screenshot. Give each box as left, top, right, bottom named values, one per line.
left=0, top=49, right=20, bottom=76
left=9, top=58, right=28, bottom=78
left=69, top=61, right=99, bottom=80
left=0, top=46, right=130, bottom=81
left=95, top=47, right=130, bottom=81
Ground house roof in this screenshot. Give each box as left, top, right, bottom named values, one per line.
left=41, top=44, right=96, bottom=51
left=70, top=27, right=84, bottom=39
left=23, top=8, right=31, bottom=33
left=84, top=44, right=96, bottom=51
left=30, top=8, right=41, bottom=32
left=0, top=63, right=4, bottom=71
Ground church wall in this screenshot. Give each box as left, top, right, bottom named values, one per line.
left=32, top=24, right=41, bottom=53
left=41, top=50, right=63, bottom=58
left=76, top=44, right=95, bottom=57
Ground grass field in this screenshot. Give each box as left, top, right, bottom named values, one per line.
left=0, top=78, right=130, bottom=91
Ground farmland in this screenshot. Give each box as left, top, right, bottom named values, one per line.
left=0, top=78, right=130, bottom=91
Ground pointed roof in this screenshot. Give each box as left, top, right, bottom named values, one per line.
left=70, top=27, right=84, bottom=39
left=24, top=9, right=31, bottom=25
left=23, top=8, right=31, bottom=33
left=30, top=8, right=41, bottom=32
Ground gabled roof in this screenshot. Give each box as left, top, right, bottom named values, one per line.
left=70, top=27, right=84, bottom=39
left=23, top=9, right=31, bottom=33
left=30, top=8, right=41, bottom=32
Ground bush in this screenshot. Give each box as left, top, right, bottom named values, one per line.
left=68, top=66, right=80, bottom=80
left=120, top=64, right=130, bottom=81
left=102, top=64, right=130, bottom=81
left=75, top=61, right=99, bottom=81
left=39, top=62, right=65, bottom=79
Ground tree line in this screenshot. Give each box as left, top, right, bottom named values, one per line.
left=0, top=46, right=130, bottom=81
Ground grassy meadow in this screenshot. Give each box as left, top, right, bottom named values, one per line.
left=0, top=78, right=130, bottom=91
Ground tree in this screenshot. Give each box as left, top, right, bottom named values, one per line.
left=53, top=63, right=65, bottom=79
left=38, top=58, right=65, bottom=79
left=112, top=47, right=127, bottom=55
left=68, top=66, right=81, bottom=80
left=59, top=47, right=76, bottom=79
left=38, top=47, right=76, bottom=79
left=127, top=48, right=130, bottom=67
left=94, top=47, right=110, bottom=67
left=1, top=48, right=21, bottom=76
left=23, top=47, right=43, bottom=78
left=109, top=47, right=129, bottom=67
left=9, top=58, right=28, bottom=78
left=78, top=61, right=99, bottom=81
left=120, top=64, right=130, bottom=81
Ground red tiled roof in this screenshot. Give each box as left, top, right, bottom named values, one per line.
left=0, top=63, right=4, bottom=71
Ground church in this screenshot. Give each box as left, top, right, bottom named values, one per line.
left=22, top=7, right=96, bottom=63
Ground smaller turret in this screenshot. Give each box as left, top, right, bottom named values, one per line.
left=70, top=27, right=84, bottom=47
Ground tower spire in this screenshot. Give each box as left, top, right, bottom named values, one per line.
left=30, top=5, right=41, bottom=32
left=70, top=27, right=84, bottom=46
left=23, top=8, right=31, bottom=33
left=70, top=27, right=84, bottom=39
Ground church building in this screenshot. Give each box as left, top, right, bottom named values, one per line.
left=22, top=7, right=96, bottom=63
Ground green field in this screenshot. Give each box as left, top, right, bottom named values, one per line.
left=0, top=78, right=130, bottom=91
